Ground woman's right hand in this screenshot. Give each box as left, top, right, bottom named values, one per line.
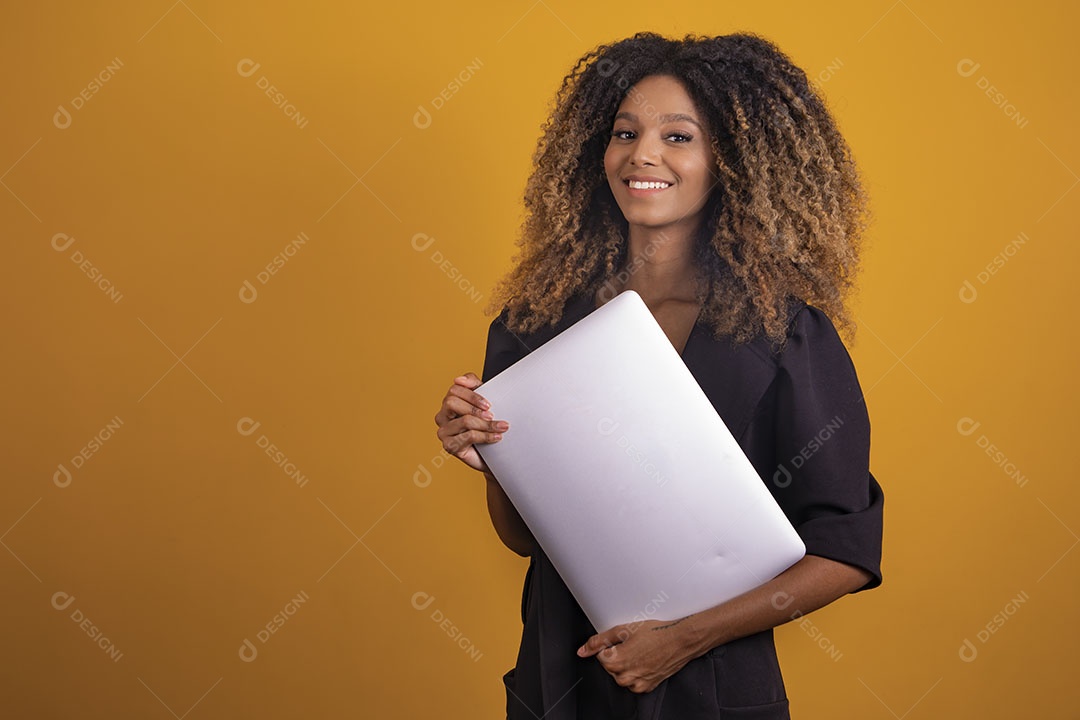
left=434, top=372, right=510, bottom=473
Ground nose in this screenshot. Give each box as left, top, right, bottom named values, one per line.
left=629, top=130, right=662, bottom=167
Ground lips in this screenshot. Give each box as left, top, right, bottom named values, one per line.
left=622, top=175, right=673, bottom=194
left=622, top=175, right=674, bottom=192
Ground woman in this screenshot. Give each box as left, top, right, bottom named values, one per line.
left=434, top=31, right=884, bottom=719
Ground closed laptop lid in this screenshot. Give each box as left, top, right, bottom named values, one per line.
left=476, top=289, right=805, bottom=631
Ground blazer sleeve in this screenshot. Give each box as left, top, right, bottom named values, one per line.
left=773, top=305, right=884, bottom=592
left=481, top=308, right=526, bottom=383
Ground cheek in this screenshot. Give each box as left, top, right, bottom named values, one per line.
left=603, top=145, right=619, bottom=180
left=677, top=153, right=714, bottom=191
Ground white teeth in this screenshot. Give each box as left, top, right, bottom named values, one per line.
left=628, top=180, right=670, bottom=189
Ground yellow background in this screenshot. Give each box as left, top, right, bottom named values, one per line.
left=2, top=1, right=1076, bottom=717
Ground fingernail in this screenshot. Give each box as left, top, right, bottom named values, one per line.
left=481, top=410, right=494, bottom=420
left=496, top=421, right=509, bottom=431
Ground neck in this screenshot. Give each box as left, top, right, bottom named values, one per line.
left=617, top=222, right=703, bottom=301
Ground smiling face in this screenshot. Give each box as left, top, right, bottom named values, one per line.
left=604, top=74, right=717, bottom=233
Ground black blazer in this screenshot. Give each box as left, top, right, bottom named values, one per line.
left=482, top=288, right=884, bottom=720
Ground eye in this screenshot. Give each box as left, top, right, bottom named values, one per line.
left=611, top=129, right=635, bottom=140
left=666, top=132, right=693, bottom=143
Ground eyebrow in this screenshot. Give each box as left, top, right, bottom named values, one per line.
left=613, top=111, right=703, bottom=130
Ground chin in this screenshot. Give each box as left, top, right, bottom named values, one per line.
left=623, top=213, right=677, bottom=228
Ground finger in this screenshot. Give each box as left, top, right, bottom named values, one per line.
left=577, top=628, right=623, bottom=658
left=439, top=410, right=509, bottom=439
left=435, top=388, right=495, bottom=427
left=439, top=421, right=509, bottom=456
left=577, top=634, right=599, bottom=657
left=443, top=426, right=507, bottom=456
left=451, top=376, right=492, bottom=412
left=455, top=372, right=482, bottom=388
left=440, top=395, right=496, bottom=424
left=436, top=391, right=491, bottom=428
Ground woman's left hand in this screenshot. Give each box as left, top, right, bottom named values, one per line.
left=576, top=618, right=700, bottom=694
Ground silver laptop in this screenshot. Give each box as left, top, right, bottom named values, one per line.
left=475, top=289, right=805, bottom=632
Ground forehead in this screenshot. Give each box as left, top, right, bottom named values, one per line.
left=615, top=74, right=699, bottom=116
